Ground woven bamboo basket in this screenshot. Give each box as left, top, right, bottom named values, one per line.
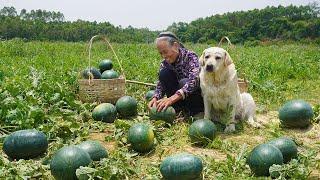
left=218, top=36, right=249, bottom=93
left=78, top=35, right=125, bottom=104
left=237, top=78, right=248, bottom=93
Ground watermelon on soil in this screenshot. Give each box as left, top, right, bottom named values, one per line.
left=50, top=145, right=92, bottom=180
left=101, top=69, right=119, bottom=79
left=149, top=106, right=176, bottom=123
left=268, top=137, right=298, bottom=163
left=82, top=67, right=101, bottom=79
left=145, top=90, right=155, bottom=101
left=160, top=152, right=203, bottom=180
left=247, top=144, right=283, bottom=176
left=3, top=129, right=48, bottom=160
left=188, top=119, right=217, bottom=145
left=92, top=103, right=117, bottom=123
left=279, top=99, right=313, bottom=128
left=99, top=59, right=113, bottom=73
left=128, top=123, right=155, bottom=153
left=116, top=96, right=138, bottom=118
left=77, top=140, right=108, bottom=161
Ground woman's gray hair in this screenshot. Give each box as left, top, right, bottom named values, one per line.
left=155, top=31, right=185, bottom=48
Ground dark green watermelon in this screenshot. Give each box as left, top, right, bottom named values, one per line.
left=279, top=99, right=313, bottom=128
left=3, top=129, right=48, bottom=159
left=50, top=145, right=92, bottom=180
left=128, top=123, right=154, bottom=153
left=92, top=103, right=117, bottom=123
left=149, top=106, right=176, bottom=123
left=247, top=144, right=283, bottom=176
left=77, top=140, right=108, bottom=161
left=160, top=153, right=203, bottom=180
left=99, top=59, right=113, bottom=73
left=82, top=67, right=101, bottom=79
left=145, top=90, right=155, bottom=101
left=115, top=96, right=138, bottom=118
left=268, top=137, right=297, bottom=163
left=188, top=119, right=217, bottom=145
left=101, top=69, right=119, bottom=79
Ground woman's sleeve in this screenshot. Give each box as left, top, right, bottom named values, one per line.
left=175, top=52, right=200, bottom=99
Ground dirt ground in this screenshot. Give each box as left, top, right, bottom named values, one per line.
left=88, top=111, right=320, bottom=178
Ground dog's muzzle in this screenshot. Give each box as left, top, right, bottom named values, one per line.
left=206, top=64, right=215, bottom=72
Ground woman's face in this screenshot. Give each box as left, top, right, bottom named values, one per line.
left=156, top=40, right=179, bottom=64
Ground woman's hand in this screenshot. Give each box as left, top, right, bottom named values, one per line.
left=156, top=94, right=182, bottom=112
left=156, top=98, right=174, bottom=112
left=148, top=98, right=158, bottom=109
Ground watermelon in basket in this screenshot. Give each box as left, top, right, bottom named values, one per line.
left=78, top=35, right=125, bottom=104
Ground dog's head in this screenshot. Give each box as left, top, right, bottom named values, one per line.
left=199, top=47, right=233, bottom=73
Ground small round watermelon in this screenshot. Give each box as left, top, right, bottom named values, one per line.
left=279, top=99, right=313, bottom=128
left=145, top=90, right=155, bottom=101
left=188, top=119, right=217, bottom=145
left=3, top=129, right=48, bottom=159
left=50, top=145, right=92, bottom=180
left=149, top=106, right=176, bottom=123
left=77, top=140, right=108, bottom=161
left=160, top=153, right=203, bottom=180
left=101, top=69, right=119, bottom=79
left=82, top=67, right=101, bottom=79
left=99, top=59, right=113, bottom=73
left=92, top=103, right=117, bottom=123
left=128, top=123, right=154, bottom=153
left=247, top=144, right=283, bottom=176
left=116, top=96, right=138, bottom=118
left=268, top=137, right=297, bottom=163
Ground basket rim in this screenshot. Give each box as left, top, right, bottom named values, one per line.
left=79, top=76, right=125, bottom=81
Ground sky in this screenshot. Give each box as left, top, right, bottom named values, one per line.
left=1, top=0, right=316, bottom=30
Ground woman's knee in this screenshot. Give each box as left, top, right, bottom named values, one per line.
left=159, top=68, right=176, bottom=82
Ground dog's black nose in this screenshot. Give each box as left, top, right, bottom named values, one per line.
left=206, top=64, right=214, bottom=72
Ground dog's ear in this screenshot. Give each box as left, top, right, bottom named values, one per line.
left=199, top=51, right=205, bottom=66
left=224, top=51, right=233, bottom=67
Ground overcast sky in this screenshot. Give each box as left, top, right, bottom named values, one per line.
left=1, top=0, right=316, bottom=30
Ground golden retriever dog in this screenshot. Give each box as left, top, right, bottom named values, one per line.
left=199, top=47, right=260, bottom=133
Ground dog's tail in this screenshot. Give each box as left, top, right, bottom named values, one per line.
left=241, top=92, right=256, bottom=122
left=241, top=93, right=262, bottom=128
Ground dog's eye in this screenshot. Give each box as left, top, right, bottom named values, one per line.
left=215, top=56, right=222, bottom=60
left=205, top=55, right=210, bottom=59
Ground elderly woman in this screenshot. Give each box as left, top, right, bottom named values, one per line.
left=148, top=31, right=204, bottom=117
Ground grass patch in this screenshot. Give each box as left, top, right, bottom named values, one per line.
left=0, top=40, right=319, bottom=179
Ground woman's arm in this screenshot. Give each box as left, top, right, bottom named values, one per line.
left=176, top=51, right=200, bottom=99
left=149, top=62, right=165, bottom=109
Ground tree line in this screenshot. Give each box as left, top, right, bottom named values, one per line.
left=168, top=3, right=320, bottom=43
left=0, top=7, right=157, bottom=43
left=0, top=4, right=319, bottom=43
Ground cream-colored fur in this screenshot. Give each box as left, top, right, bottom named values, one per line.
left=199, top=47, right=260, bottom=133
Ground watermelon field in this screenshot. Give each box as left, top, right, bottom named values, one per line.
left=0, top=38, right=320, bottom=179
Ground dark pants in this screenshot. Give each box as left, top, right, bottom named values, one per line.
left=159, top=67, right=204, bottom=116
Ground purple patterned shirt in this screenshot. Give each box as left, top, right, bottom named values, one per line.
left=154, top=47, right=200, bottom=100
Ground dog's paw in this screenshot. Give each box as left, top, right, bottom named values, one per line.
left=224, top=123, right=236, bottom=133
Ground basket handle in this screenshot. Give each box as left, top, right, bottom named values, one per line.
left=218, top=36, right=235, bottom=52
left=88, top=35, right=125, bottom=81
